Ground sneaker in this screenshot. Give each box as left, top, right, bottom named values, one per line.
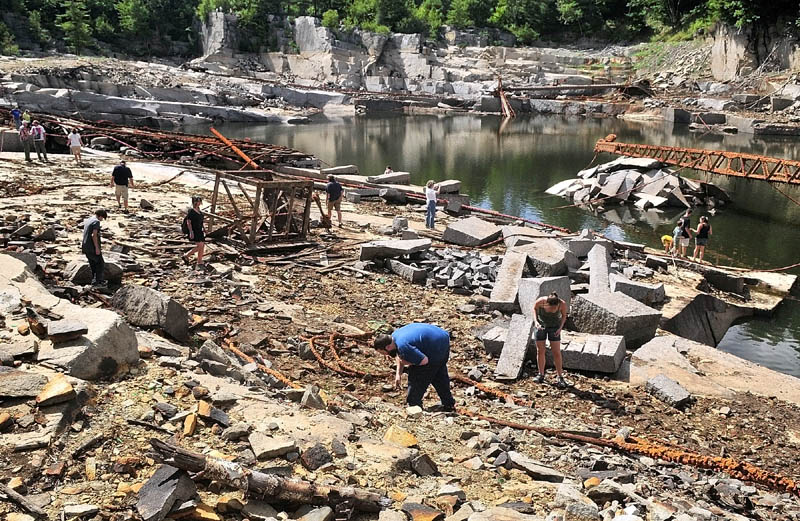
left=533, top=374, right=545, bottom=384
left=556, top=376, right=571, bottom=389
left=91, top=281, right=107, bottom=288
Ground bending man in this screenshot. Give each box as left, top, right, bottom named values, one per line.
left=374, top=323, right=456, bottom=411
left=532, top=292, right=569, bottom=388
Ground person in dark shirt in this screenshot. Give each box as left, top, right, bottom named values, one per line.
left=82, top=208, right=108, bottom=286
left=111, top=160, right=134, bottom=212
left=182, top=196, right=206, bottom=270
left=10, top=107, right=21, bottom=129
left=374, top=323, right=456, bottom=411
left=692, top=215, right=712, bottom=263
left=325, top=175, right=344, bottom=227
left=677, top=209, right=693, bottom=258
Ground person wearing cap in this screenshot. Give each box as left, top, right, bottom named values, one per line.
left=31, top=120, right=47, bottom=162
left=111, top=159, right=134, bottom=212
left=373, top=323, right=456, bottom=412
left=18, top=121, right=33, bottom=162
left=182, top=196, right=206, bottom=269
left=10, top=106, right=21, bottom=129
left=82, top=208, right=109, bottom=287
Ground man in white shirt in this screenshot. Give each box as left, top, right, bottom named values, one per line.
left=68, top=128, right=83, bottom=165
left=31, top=120, right=48, bottom=162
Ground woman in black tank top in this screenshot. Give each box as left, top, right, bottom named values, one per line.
left=692, top=216, right=712, bottom=263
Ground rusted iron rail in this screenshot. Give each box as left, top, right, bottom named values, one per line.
left=595, top=135, right=800, bottom=184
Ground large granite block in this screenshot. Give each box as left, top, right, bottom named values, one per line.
left=501, top=226, right=550, bottom=248
left=518, top=276, right=571, bottom=316
left=588, top=244, right=611, bottom=294
left=513, top=239, right=569, bottom=277
left=359, top=239, right=431, bottom=260
left=489, top=251, right=527, bottom=312
left=609, top=273, right=665, bottom=306
left=570, top=292, right=661, bottom=348
left=494, top=314, right=535, bottom=380
left=442, top=217, right=501, bottom=247
left=560, top=335, right=626, bottom=373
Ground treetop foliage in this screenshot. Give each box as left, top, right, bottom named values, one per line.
left=0, top=0, right=798, bottom=56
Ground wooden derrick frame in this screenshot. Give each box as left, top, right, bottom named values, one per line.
left=207, top=171, right=313, bottom=245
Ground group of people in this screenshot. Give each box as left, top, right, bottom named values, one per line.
left=12, top=108, right=85, bottom=165
left=661, top=209, right=713, bottom=262
left=373, top=292, right=571, bottom=412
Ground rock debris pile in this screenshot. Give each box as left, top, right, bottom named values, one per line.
left=546, top=157, right=730, bottom=210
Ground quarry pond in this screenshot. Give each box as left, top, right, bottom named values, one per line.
left=213, top=113, right=800, bottom=378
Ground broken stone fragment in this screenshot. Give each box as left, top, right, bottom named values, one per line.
left=136, top=465, right=196, bottom=521
left=300, top=384, right=327, bottom=410
left=248, top=432, right=297, bottom=460
left=645, top=374, right=691, bottom=408
left=140, top=198, right=155, bottom=210
left=0, top=370, right=48, bottom=398
left=383, top=424, right=418, bottom=447
left=62, top=260, right=123, bottom=285
left=35, top=373, right=76, bottom=407
left=300, top=442, right=333, bottom=470
left=112, top=284, right=189, bottom=341
left=411, top=453, right=438, bottom=476
left=401, top=502, right=444, bottom=521
left=442, top=217, right=501, bottom=247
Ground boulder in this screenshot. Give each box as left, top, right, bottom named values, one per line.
left=518, top=276, right=571, bottom=316
left=112, top=285, right=189, bottom=341
left=442, top=217, right=501, bottom=247
left=379, top=188, right=407, bottom=204
left=359, top=239, right=431, bottom=261
left=63, top=260, right=123, bottom=285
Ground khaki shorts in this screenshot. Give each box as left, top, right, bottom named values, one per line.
left=679, top=237, right=690, bottom=247
left=327, top=198, right=341, bottom=211
left=115, top=184, right=129, bottom=201
left=70, top=146, right=81, bottom=153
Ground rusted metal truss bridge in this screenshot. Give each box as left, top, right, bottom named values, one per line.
left=595, top=135, right=800, bottom=185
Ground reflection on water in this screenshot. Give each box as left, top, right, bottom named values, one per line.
left=214, top=113, right=800, bottom=378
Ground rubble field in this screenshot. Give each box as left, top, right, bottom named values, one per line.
left=1, top=152, right=800, bottom=521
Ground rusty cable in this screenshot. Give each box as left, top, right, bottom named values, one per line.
left=224, top=341, right=303, bottom=389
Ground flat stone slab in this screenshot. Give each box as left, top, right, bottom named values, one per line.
left=359, top=239, right=431, bottom=261
left=249, top=432, right=297, bottom=460
left=47, top=319, right=89, bottom=343
left=501, top=226, right=550, bottom=248
left=494, top=314, right=535, bottom=381
left=36, top=373, right=76, bottom=407
left=588, top=244, right=611, bottom=294
left=489, top=251, right=527, bottom=312
left=561, top=335, right=626, bottom=373
left=645, top=374, right=691, bottom=407
left=366, top=171, right=411, bottom=184
left=570, top=292, right=661, bottom=348
left=442, top=217, right=501, bottom=247
left=513, top=239, right=569, bottom=277
left=518, top=276, right=571, bottom=316
left=505, top=451, right=565, bottom=482
left=0, top=370, right=48, bottom=398
left=610, top=273, right=665, bottom=306
left=386, top=259, right=427, bottom=284
left=436, top=179, right=461, bottom=193
left=136, top=464, right=196, bottom=521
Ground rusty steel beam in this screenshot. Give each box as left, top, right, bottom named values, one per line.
left=595, top=136, right=800, bottom=184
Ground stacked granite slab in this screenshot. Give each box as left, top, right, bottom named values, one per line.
left=512, top=238, right=571, bottom=276
left=518, top=276, right=571, bottom=315
left=442, top=216, right=501, bottom=247
left=570, top=245, right=662, bottom=348
left=488, top=251, right=528, bottom=312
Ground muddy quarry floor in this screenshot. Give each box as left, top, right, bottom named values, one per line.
left=1, top=152, right=800, bottom=521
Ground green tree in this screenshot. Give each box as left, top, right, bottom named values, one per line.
left=376, top=0, right=411, bottom=29
left=321, top=8, right=340, bottom=28
left=116, top=0, right=150, bottom=35
left=414, top=0, right=445, bottom=36
left=58, top=0, right=92, bottom=53
left=0, top=22, right=20, bottom=55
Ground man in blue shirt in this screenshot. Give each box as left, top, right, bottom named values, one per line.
left=374, top=323, right=456, bottom=411
left=325, top=175, right=343, bottom=227
left=10, top=107, right=22, bottom=129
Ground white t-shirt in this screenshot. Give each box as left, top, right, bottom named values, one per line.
left=68, top=133, right=81, bottom=147
left=425, top=187, right=437, bottom=202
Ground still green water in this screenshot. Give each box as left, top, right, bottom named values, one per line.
left=215, top=113, right=800, bottom=378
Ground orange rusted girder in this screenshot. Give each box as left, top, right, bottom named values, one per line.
left=595, top=136, right=800, bottom=184
left=210, top=127, right=261, bottom=169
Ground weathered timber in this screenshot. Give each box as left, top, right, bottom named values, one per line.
left=149, top=438, right=391, bottom=512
